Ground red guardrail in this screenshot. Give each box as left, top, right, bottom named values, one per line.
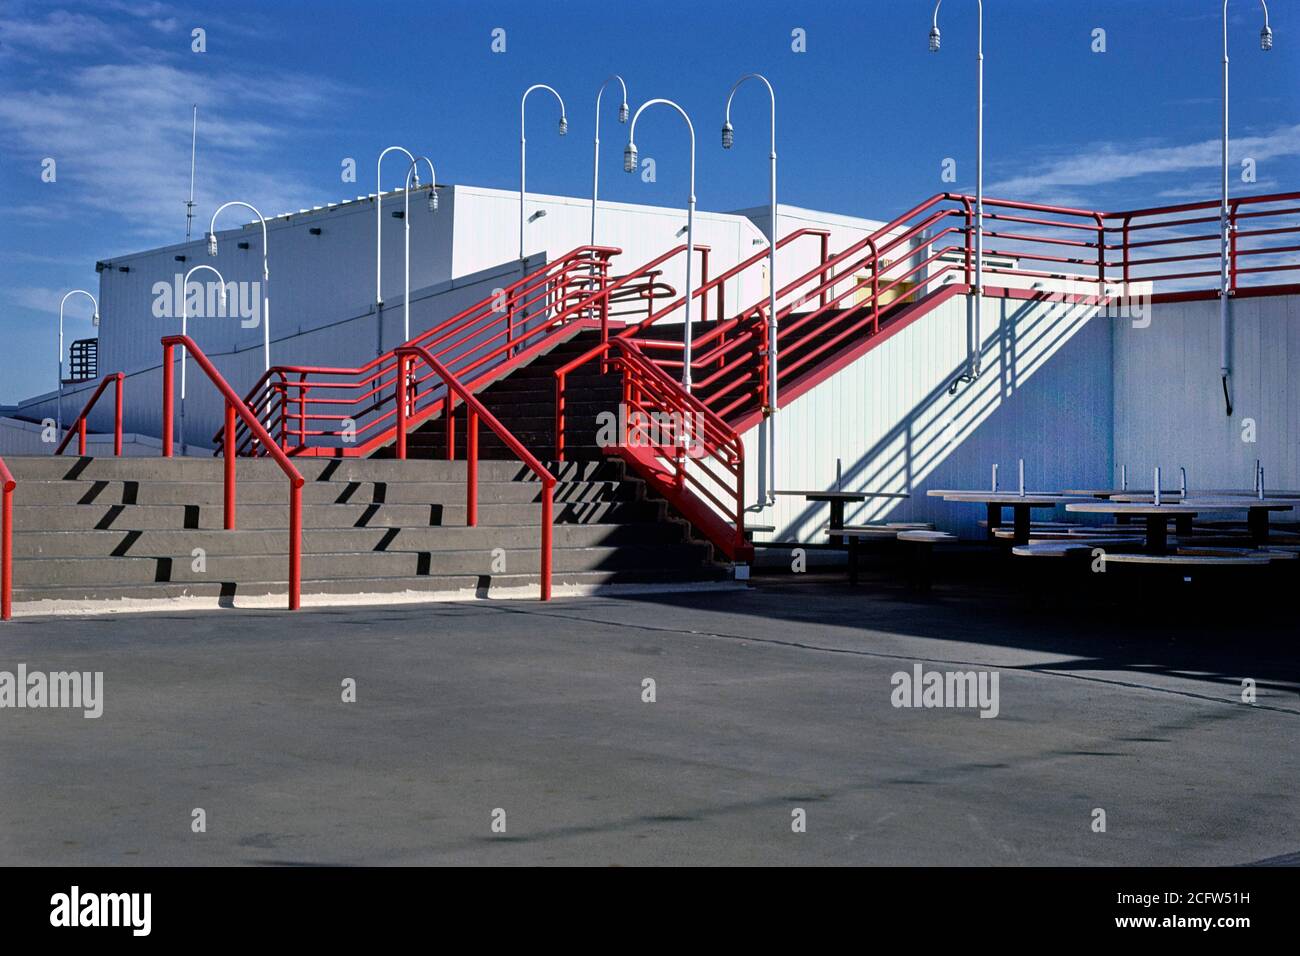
left=393, top=344, right=557, bottom=600
left=163, top=335, right=305, bottom=610
left=54, top=372, right=124, bottom=456
left=217, top=245, right=620, bottom=457
left=605, top=339, right=750, bottom=563
left=0, top=456, right=13, bottom=620
left=554, top=227, right=833, bottom=459
left=579, top=190, right=1298, bottom=437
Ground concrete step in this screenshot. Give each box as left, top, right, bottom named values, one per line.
left=10, top=565, right=733, bottom=607
left=2, top=455, right=565, bottom=483
left=11, top=498, right=666, bottom=531
left=11, top=477, right=635, bottom=507
left=12, top=521, right=685, bottom=558
left=12, top=542, right=713, bottom=586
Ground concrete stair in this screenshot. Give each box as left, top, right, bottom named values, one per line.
left=2, top=455, right=729, bottom=612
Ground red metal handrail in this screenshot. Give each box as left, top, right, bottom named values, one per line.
left=54, top=372, right=124, bottom=456
left=0, top=456, right=13, bottom=620
left=554, top=227, right=833, bottom=459
left=248, top=244, right=717, bottom=459
left=393, top=344, right=557, bottom=600
left=218, top=244, right=620, bottom=457
left=604, top=339, right=749, bottom=562
left=162, top=335, right=306, bottom=610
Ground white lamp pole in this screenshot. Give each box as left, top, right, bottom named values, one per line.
left=1219, top=0, right=1273, bottom=414
left=56, top=289, right=99, bottom=437
left=403, top=156, right=438, bottom=343
left=207, top=200, right=270, bottom=370
left=178, top=264, right=227, bottom=455
left=375, top=145, right=418, bottom=307
left=626, top=99, right=697, bottom=391
left=520, top=84, right=568, bottom=262
left=723, top=73, right=778, bottom=503
left=931, top=0, right=983, bottom=379
left=592, top=75, right=629, bottom=247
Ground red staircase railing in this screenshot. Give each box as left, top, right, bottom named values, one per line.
left=602, top=339, right=751, bottom=563
left=226, top=243, right=720, bottom=458
left=217, top=245, right=620, bottom=457
left=54, top=372, right=125, bottom=456
left=0, top=456, right=13, bottom=620
left=163, top=335, right=306, bottom=610
left=393, top=344, right=557, bottom=600
left=562, top=189, right=1299, bottom=440
left=554, top=226, right=834, bottom=458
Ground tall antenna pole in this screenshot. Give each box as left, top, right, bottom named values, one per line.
left=185, top=105, right=197, bottom=240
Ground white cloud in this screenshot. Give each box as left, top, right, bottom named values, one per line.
left=0, top=10, right=349, bottom=250
left=990, top=125, right=1300, bottom=203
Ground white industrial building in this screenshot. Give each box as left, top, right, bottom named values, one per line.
left=3, top=181, right=1297, bottom=547
left=2, top=182, right=884, bottom=450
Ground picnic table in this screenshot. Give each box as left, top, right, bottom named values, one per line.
left=775, top=489, right=909, bottom=546
left=933, top=492, right=1088, bottom=545
left=1065, top=498, right=1295, bottom=552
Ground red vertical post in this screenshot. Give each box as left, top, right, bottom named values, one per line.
left=540, top=483, right=553, bottom=601
left=288, top=481, right=302, bottom=610
left=77, top=417, right=87, bottom=456
left=297, top=375, right=307, bottom=451
left=113, top=374, right=123, bottom=456
left=395, top=355, right=408, bottom=460
left=224, top=401, right=236, bottom=530
left=1094, top=214, right=1106, bottom=292
left=961, top=197, right=974, bottom=288
left=161, top=342, right=174, bottom=458
left=1229, top=201, right=1240, bottom=294
left=445, top=396, right=456, bottom=461
left=467, top=408, right=478, bottom=526
left=871, top=242, right=880, bottom=335
left=699, top=247, right=710, bottom=323
left=1122, top=216, right=1132, bottom=290
left=555, top=372, right=566, bottom=461
left=276, top=383, right=286, bottom=450
left=819, top=233, right=830, bottom=308
left=1, top=472, right=13, bottom=621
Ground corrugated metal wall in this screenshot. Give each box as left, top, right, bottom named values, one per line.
left=743, top=292, right=1115, bottom=541
left=1114, top=294, right=1299, bottom=501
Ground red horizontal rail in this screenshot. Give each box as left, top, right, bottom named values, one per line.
left=54, top=372, right=124, bottom=457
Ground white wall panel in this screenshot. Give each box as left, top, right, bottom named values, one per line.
left=741, top=292, right=1114, bottom=541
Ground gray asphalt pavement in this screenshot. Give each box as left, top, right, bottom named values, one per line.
left=1, top=575, right=1297, bottom=865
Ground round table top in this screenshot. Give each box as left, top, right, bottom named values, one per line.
left=1061, top=489, right=1180, bottom=498
left=1105, top=495, right=1294, bottom=510
left=939, top=492, right=1085, bottom=505
left=1066, top=501, right=1205, bottom=515
left=775, top=489, right=909, bottom=500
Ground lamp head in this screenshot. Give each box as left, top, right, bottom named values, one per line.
left=558, top=115, right=568, bottom=136
left=721, top=121, right=735, bottom=149
left=92, top=312, right=100, bottom=327
left=618, top=102, right=629, bottom=124
left=1261, top=25, right=1273, bottom=51
left=623, top=141, right=638, bottom=173
left=206, top=232, right=218, bottom=256
left=929, top=25, right=941, bottom=52
left=428, top=188, right=439, bottom=213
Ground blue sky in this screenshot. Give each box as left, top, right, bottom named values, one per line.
left=1, top=0, right=1297, bottom=403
